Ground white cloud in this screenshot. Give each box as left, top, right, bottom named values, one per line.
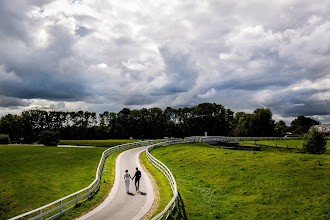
left=197, top=88, right=217, bottom=99
left=0, top=0, right=330, bottom=123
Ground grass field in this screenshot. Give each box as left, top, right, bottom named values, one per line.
left=59, top=139, right=139, bottom=147
left=0, top=145, right=111, bottom=219
left=148, top=143, right=330, bottom=219
left=240, top=140, right=330, bottom=154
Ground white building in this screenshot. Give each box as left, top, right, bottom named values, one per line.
left=311, top=124, right=330, bottom=136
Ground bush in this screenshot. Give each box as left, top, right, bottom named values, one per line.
left=38, top=131, right=59, bottom=146
left=302, top=128, right=326, bottom=154
left=0, top=134, right=11, bottom=144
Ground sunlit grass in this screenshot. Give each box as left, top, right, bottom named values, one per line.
left=148, top=142, right=330, bottom=219
left=0, top=145, right=106, bottom=219
left=57, top=150, right=123, bottom=220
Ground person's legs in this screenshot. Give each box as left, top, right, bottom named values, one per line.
left=135, top=179, right=138, bottom=190
left=135, top=178, right=140, bottom=190
left=125, top=180, right=129, bottom=193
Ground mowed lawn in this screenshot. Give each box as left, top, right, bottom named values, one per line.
left=149, top=143, right=330, bottom=219
left=0, top=145, right=106, bottom=219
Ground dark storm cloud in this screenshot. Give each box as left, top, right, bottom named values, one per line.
left=123, top=95, right=156, bottom=105
left=269, top=98, right=330, bottom=118
left=284, top=101, right=330, bottom=117
left=0, top=95, right=30, bottom=107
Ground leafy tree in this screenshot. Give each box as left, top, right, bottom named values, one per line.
left=0, top=103, right=240, bottom=139
left=233, top=112, right=248, bottom=136
left=116, top=108, right=131, bottom=138
left=253, top=108, right=275, bottom=136
left=0, top=114, right=22, bottom=141
left=38, top=131, right=60, bottom=146
left=0, top=134, right=11, bottom=144
left=302, top=127, right=326, bottom=154
left=21, top=110, right=41, bottom=143
left=290, top=116, right=320, bottom=135
left=275, top=120, right=288, bottom=136
left=234, top=108, right=275, bottom=137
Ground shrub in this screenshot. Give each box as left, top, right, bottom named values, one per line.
left=302, top=128, right=326, bottom=154
left=0, top=134, right=11, bottom=144
left=38, top=131, right=59, bottom=146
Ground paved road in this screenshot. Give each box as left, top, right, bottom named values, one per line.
left=77, top=146, right=154, bottom=220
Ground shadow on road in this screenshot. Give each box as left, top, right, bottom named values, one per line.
left=137, top=191, right=147, bottom=196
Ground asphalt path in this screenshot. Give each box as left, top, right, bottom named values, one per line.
left=77, top=146, right=154, bottom=220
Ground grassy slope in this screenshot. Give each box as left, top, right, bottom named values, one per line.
left=0, top=145, right=106, bottom=219
left=59, top=139, right=139, bottom=147
left=149, top=143, right=330, bottom=219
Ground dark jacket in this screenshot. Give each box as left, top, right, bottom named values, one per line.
left=133, top=170, right=141, bottom=180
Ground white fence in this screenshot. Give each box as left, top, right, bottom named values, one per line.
left=184, top=136, right=303, bottom=142
left=9, top=139, right=175, bottom=220
left=146, top=138, right=190, bottom=219
left=229, top=137, right=303, bottom=141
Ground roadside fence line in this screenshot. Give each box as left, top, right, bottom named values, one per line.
left=184, top=136, right=304, bottom=142
left=9, top=138, right=177, bottom=220
left=146, top=138, right=192, bottom=219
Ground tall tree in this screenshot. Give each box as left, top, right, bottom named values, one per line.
left=275, top=120, right=288, bottom=136
left=234, top=109, right=275, bottom=137
left=0, top=114, right=22, bottom=141
left=290, top=116, right=320, bottom=135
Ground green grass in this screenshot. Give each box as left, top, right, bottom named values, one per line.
left=59, top=139, right=140, bottom=147
left=148, top=143, right=330, bottom=219
left=240, top=140, right=330, bottom=153
left=139, top=151, right=173, bottom=219
left=0, top=145, right=107, bottom=219
left=57, top=150, right=123, bottom=220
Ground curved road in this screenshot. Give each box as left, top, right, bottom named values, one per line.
left=77, top=146, right=154, bottom=220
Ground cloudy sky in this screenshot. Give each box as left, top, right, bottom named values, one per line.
left=0, top=0, right=330, bottom=124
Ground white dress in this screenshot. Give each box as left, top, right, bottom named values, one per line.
left=124, top=173, right=130, bottom=192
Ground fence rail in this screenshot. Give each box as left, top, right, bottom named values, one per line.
left=229, top=137, right=303, bottom=141
left=146, top=139, right=189, bottom=219
left=9, top=138, right=177, bottom=220
left=184, top=136, right=304, bottom=142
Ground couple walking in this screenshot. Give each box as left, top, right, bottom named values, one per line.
left=124, top=167, right=141, bottom=193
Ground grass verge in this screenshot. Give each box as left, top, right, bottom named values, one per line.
left=148, top=142, right=330, bottom=219
left=139, top=150, right=173, bottom=219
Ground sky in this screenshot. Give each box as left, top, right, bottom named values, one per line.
left=0, top=0, right=330, bottom=124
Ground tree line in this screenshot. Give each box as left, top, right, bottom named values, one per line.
left=0, top=103, right=320, bottom=143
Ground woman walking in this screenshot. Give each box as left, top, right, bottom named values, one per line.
left=124, top=170, right=132, bottom=193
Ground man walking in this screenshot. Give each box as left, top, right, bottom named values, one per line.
left=132, top=167, right=141, bottom=191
